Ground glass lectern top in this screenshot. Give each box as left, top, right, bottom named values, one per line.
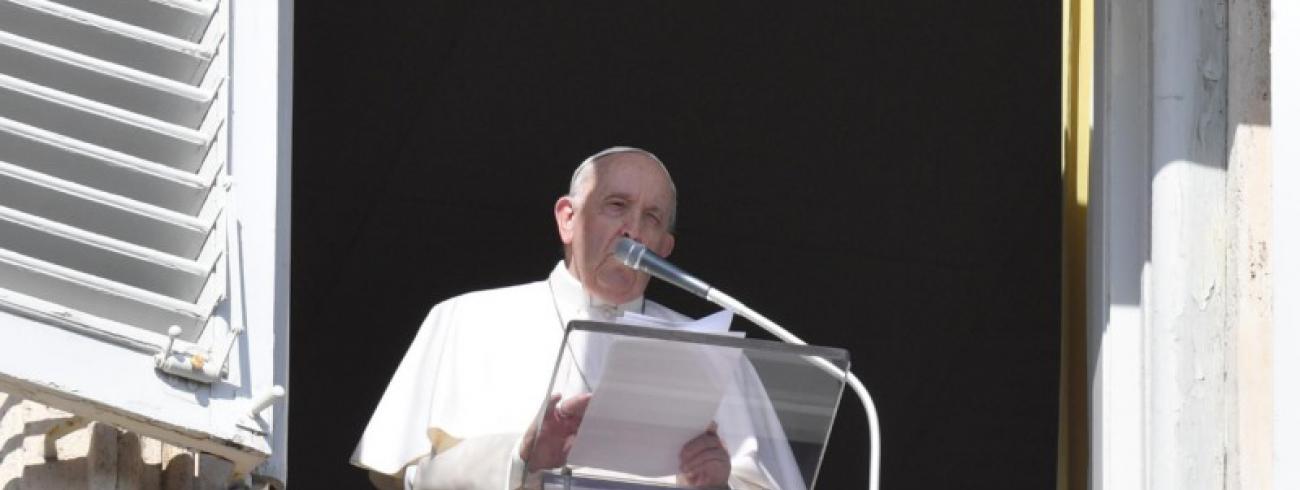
left=526, top=320, right=849, bottom=490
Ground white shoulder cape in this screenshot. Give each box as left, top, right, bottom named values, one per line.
left=351, top=278, right=569, bottom=475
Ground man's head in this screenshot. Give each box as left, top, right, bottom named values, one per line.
left=555, top=147, right=677, bottom=304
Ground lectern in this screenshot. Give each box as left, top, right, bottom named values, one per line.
left=525, top=320, right=849, bottom=490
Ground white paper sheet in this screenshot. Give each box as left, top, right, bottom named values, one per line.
left=565, top=310, right=746, bottom=477
left=619, top=309, right=738, bottom=335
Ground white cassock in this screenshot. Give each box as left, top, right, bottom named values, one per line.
left=351, top=262, right=805, bottom=490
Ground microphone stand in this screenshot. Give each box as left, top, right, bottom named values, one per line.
left=705, top=288, right=881, bottom=490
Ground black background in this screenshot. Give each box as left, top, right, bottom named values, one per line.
left=291, top=1, right=1061, bottom=488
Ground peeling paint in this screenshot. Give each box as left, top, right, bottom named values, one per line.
left=1203, top=59, right=1222, bottom=81
left=1197, top=279, right=1219, bottom=310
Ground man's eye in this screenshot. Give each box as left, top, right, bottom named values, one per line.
left=646, top=213, right=662, bottom=224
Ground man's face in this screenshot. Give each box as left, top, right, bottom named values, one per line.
left=555, top=153, right=676, bottom=305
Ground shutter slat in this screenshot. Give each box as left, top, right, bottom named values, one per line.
left=46, top=0, right=216, bottom=43
left=0, top=117, right=211, bottom=212
left=0, top=74, right=213, bottom=171
left=0, top=248, right=207, bottom=340
left=0, top=285, right=203, bottom=354
left=0, top=31, right=215, bottom=128
left=0, top=160, right=212, bottom=258
left=0, top=205, right=210, bottom=298
left=0, top=0, right=215, bottom=84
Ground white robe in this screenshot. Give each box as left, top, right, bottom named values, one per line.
left=351, top=262, right=804, bottom=490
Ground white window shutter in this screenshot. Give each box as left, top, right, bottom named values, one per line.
left=0, top=0, right=290, bottom=485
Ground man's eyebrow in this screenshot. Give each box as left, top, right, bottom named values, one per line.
left=600, top=192, right=664, bottom=213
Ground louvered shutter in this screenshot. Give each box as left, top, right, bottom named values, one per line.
left=0, top=0, right=290, bottom=484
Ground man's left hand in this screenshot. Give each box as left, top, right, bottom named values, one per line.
left=676, top=422, right=730, bottom=489
left=520, top=393, right=592, bottom=470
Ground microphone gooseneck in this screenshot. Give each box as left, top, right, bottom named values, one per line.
left=613, top=237, right=712, bottom=298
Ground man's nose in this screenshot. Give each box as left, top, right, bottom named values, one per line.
left=620, top=228, right=640, bottom=242
left=619, top=218, right=643, bottom=242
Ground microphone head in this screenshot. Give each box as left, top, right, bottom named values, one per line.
left=613, top=237, right=646, bottom=270
left=613, top=236, right=712, bottom=298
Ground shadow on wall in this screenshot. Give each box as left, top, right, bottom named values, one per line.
left=0, top=392, right=231, bottom=490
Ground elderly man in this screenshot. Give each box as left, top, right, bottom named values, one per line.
left=352, top=147, right=790, bottom=490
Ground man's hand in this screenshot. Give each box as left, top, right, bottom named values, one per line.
left=519, top=393, right=592, bottom=470
left=676, top=422, right=731, bottom=489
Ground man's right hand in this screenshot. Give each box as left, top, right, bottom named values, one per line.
left=519, top=393, right=592, bottom=470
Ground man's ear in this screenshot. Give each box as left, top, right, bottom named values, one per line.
left=554, top=196, right=576, bottom=245
left=655, top=232, right=676, bottom=258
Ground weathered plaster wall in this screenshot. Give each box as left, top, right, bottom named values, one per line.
left=1224, top=0, right=1272, bottom=488
left=1093, top=0, right=1274, bottom=488
left=1149, top=0, right=1230, bottom=487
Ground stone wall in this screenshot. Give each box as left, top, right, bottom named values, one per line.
left=0, top=391, right=236, bottom=490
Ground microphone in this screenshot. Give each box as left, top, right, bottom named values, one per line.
left=613, top=237, right=712, bottom=298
